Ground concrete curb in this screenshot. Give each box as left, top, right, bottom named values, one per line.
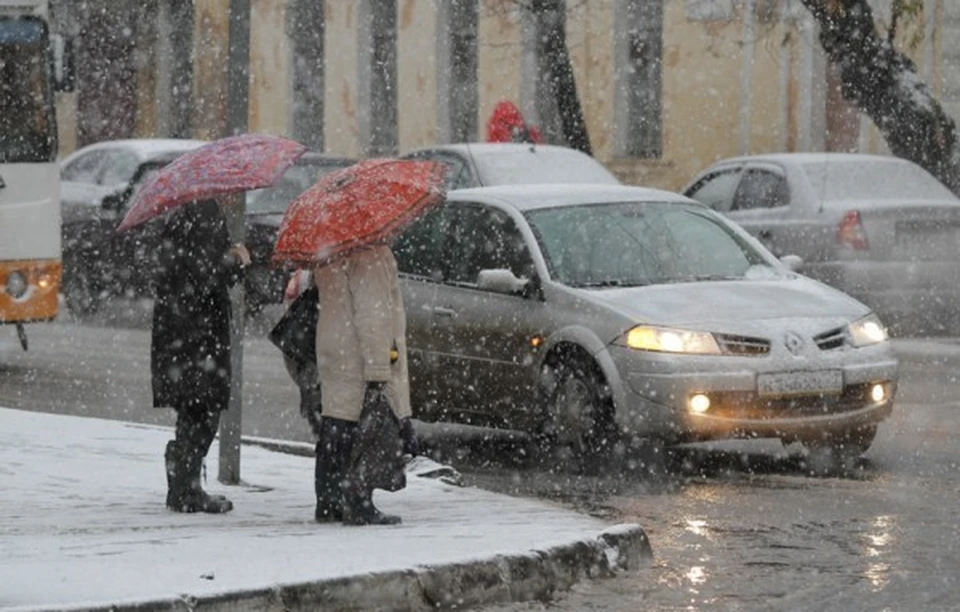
left=57, top=524, right=651, bottom=612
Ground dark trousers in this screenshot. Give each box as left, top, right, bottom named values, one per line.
left=174, top=407, right=221, bottom=466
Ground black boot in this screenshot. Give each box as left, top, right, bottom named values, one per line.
left=341, top=479, right=402, bottom=526
left=165, top=440, right=233, bottom=514
left=314, top=418, right=352, bottom=522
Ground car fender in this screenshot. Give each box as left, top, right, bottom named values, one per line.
left=536, top=324, right=628, bottom=418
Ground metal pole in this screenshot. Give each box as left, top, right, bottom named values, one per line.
left=219, top=0, right=250, bottom=485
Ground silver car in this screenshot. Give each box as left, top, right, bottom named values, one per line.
left=683, top=153, right=960, bottom=334
left=401, top=143, right=621, bottom=190
left=394, top=184, right=898, bottom=459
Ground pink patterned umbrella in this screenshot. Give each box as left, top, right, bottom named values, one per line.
left=117, top=133, right=307, bottom=232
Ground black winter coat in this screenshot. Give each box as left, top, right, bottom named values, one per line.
left=151, top=200, right=243, bottom=412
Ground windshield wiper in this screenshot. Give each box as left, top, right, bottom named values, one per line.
left=574, top=280, right=648, bottom=288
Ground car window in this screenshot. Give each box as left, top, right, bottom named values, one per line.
left=99, top=150, right=140, bottom=187
left=392, top=205, right=449, bottom=280
left=445, top=204, right=534, bottom=286
left=526, top=201, right=773, bottom=287
left=404, top=150, right=473, bottom=190
left=61, top=150, right=107, bottom=184
left=246, top=161, right=353, bottom=214
left=685, top=168, right=740, bottom=212
left=731, top=169, right=789, bottom=211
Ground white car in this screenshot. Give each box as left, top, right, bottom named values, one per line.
left=59, top=139, right=205, bottom=209
left=401, top=143, right=620, bottom=190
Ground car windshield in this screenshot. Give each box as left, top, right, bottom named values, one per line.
left=246, top=162, right=350, bottom=214
left=803, top=160, right=955, bottom=202
left=0, top=18, right=57, bottom=163
left=474, top=149, right=619, bottom=185
left=526, top=201, right=776, bottom=288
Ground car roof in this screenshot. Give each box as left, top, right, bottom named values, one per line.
left=448, top=183, right=694, bottom=212
left=407, top=142, right=612, bottom=162
left=296, top=152, right=357, bottom=167
left=708, top=152, right=913, bottom=167
left=73, top=138, right=207, bottom=162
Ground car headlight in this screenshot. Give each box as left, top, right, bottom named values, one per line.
left=847, top=314, right=888, bottom=347
left=5, top=271, right=28, bottom=299
left=620, top=325, right=721, bottom=355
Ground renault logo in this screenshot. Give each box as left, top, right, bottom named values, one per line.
left=784, top=331, right=804, bottom=355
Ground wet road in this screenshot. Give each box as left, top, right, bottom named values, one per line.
left=478, top=341, right=960, bottom=610
left=2, top=306, right=960, bottom=610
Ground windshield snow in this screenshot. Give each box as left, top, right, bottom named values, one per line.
left=526, top=201, right=775, bottom=288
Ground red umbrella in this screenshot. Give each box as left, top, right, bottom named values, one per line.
left=117, top=133, right=307, bottom=232
left=272, top=159, right=447, bottom=266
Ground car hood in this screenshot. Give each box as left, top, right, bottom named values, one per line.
left=592, top=276, right=869, bottom=328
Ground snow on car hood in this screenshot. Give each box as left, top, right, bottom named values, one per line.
left=594, top=275, right=869, bottom=328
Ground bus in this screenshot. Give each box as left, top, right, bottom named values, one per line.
left=0, top=0, right=60, bottom=351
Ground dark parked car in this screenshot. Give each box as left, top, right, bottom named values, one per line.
left=61, top=143, right=355, bottom=316
left=242, top=152, right=356, bottom=311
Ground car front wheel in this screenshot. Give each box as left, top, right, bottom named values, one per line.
left=538, top=354, right=617, bottom=465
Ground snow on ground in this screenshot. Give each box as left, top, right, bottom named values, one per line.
left=0, top=407, right=609, bottom=611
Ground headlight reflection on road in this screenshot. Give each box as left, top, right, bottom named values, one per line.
left=863, top=515, right=895, bottom=591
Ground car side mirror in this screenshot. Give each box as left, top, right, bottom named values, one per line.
left=780, top=254, right=803, bottom=272
left=477, top=268, right=529, bottom=296
left=101, top=190, right=128, bottom=213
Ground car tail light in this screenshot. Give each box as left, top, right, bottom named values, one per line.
left=837, top=210, right=869, bottom=250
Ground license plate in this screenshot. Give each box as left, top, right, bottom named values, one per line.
left=756, top=370, right=843, bottom=397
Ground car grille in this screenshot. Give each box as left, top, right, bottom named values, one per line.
left=705, top=383, right=873, bottom=420
left=715, top=333, right=770, bottom=356
left=814, top=327, right=846, bottom=351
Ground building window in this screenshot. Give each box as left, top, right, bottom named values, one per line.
left=358, top=0, right=397, bottom=155
left=437, top=0, right=478, bottom=143
left=614, top=0, right=663, bottom=158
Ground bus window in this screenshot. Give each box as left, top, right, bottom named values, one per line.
left=0, top=17, right=57, bottom=164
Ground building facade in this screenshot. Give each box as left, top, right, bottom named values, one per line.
left=52, top=0, right=957, bottom=191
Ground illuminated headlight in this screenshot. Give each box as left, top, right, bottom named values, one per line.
left=621, top=325, right=721, bottom=355
left=5, top=271, right=28, bottom=299
left=847, top=314, right=888, bottom=347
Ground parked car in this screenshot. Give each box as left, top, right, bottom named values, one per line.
left=60, top=139, right=206, bottom=315
left=400, top=143, right=620, bottom=190
left=60, top=139, right=206, bottom=209
left=682, top=153, right=960, bottom=334
left=391, top=184, right=897, bottom=463
left=243, top=152, right=356, bottom=311
left=60, top=141, right=355, bottom=316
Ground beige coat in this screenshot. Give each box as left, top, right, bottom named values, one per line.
left=312, top=245, right=412, bottom=422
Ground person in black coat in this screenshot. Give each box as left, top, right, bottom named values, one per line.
left=151, top=199, right=250, bottom=513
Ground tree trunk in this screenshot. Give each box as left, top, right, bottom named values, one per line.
left=801, top=0, right=960, bottom=193
left=530, top=0, right=592, bottom=156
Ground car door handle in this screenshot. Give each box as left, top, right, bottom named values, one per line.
left=431, top=306, right=457, bottom=318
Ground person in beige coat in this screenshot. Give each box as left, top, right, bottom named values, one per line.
left=312, top=243, right=418, bottom=525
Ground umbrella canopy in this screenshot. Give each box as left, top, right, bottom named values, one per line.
left=272, top=158, right=447, bottom=266
left=117, top=133, right=307, bottom=232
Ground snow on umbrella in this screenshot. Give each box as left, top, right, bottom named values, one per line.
left=116, top=133, right=307, bottom=232
left=272, top=158, right=447, bottom=266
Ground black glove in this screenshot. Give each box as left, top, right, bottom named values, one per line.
left=399, top=418, right=420, bottom=457
left=363, top=381, right=388, bottom=411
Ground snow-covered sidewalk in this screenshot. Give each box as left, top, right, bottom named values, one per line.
left=0, top=408, right=647, bottom=612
